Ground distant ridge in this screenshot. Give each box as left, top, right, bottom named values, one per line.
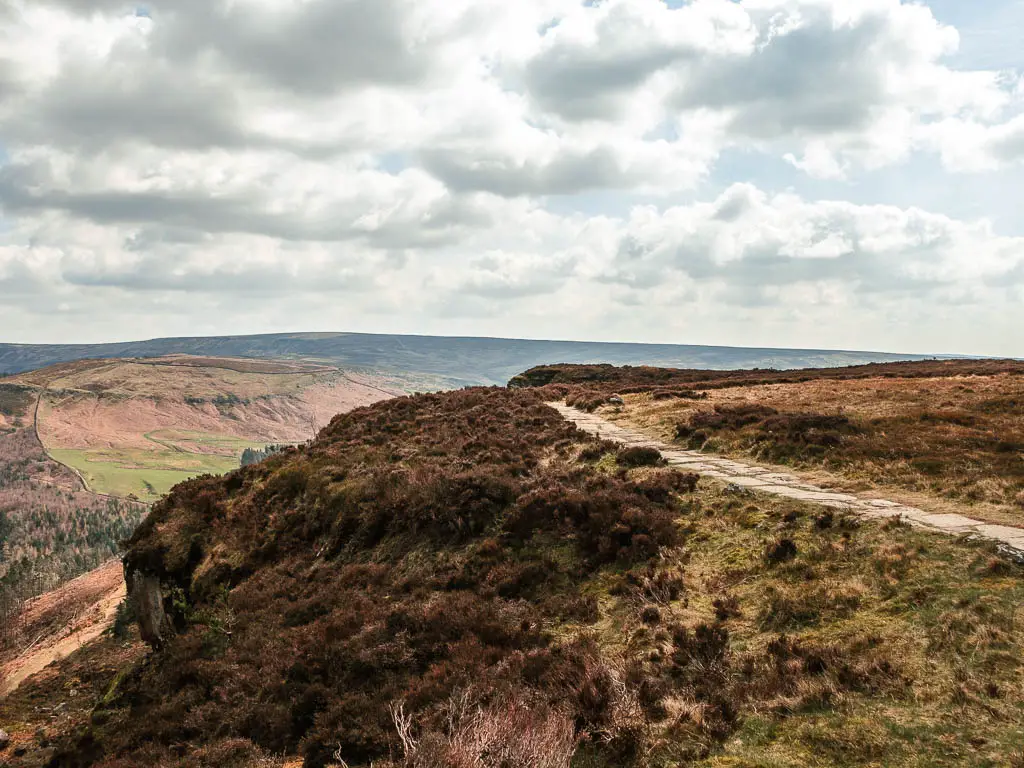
left=0, top=331, right=964, bottom=387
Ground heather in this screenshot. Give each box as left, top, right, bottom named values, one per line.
left=26, top=384, right=1024, bottom=768
left=53, top=388, right=687, bottom=766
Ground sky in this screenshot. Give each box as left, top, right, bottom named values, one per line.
left=0, top=0, right=1022, bottom=356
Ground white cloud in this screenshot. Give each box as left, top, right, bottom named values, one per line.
left=921, top=111, right=1024, bottom=170
left=0, top=0, right=1022, bottom=355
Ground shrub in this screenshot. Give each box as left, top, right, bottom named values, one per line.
left=566, top=392, right=611, bottom=412
left=641, top=606, right=662, bottom=625
left=382, top=697, right=578, bottom=768
left=633, top=471, right=699, bottom=502
left=651, top=390, right=710, bottom=402
left=690, top=404, right=778, bottom=431
left=764, top=538, right=798, bottom=565
left=712, top=595, right=741, bottom=622
left=814, top=511, right=835, bottom=530
left=675, top=425, right=708, bottom=449
left=579, top=440, right=619, bottom=462
left=758, top=582, right=864, bottom=631
left=616, top=447, right=664, bottom=468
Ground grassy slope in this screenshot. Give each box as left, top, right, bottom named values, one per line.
left=48, top=447, right=245, bottom=501
left=53, top=429, right=269, bottom=502
left=0, top=386, right=147, bottom=635
left=20, top=384, right=1024, bottom=768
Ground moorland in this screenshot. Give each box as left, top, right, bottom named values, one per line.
left=2, top=359, right=1024, bottom=767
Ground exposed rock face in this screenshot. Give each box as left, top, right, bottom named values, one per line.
left=0, top=727, right=10, bottom=750
left=126, top=569, right=168, bottom=649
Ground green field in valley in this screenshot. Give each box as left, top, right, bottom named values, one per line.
left=48, top=431, right=269, bottom=501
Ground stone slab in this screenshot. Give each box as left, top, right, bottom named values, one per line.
left=916, top=513, right=985, bottom=532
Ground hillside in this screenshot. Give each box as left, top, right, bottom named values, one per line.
left=0, top=332, right=956, bottom=386
left=1, top=355, right=398, bottom=643
left=10, top=356, right=401, bottom=502
left=3, top=366, right=1024, bottom=767
left=1, top=560, right=127, bottom=697
left=0, top=382, right=146, bottom=639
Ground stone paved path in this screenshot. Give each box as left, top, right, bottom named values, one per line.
left=549, top=402, right=1024, bottom=557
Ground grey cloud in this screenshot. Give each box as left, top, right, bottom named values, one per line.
left=124, top=226, right=213, bottom=251
left=594, top=204, right=963, bottom=306
left=525, top=46, right=684, bottom=121
left=32, top=0, right=434, bottom=97
left=3, top=63, right=249, bottom=153
left=60, top=256, right=378, bottom=294
left=711, top=185, right=759, bottom=222
left=983, top=258, right=1024, bottom=287
left=151, top=0, right=434, bottom=97
left=0, top=60, right=18, bottom=102
left=430, top=293, right=504, bottom=319
left=991, top=121, right=1024, bottom=162
left=593, top=235, right=671, bottom=289
left=420, top=146, right=628, bottom=197
left=0, top=159, right=493, bottom=249
left=673, top=12, right=889, bottom=139
left=519, top=4, right=900, bottom=139
left=461, top=260, right=574, bottom=300
left=714, top=249, right=948, bottom=295
left=0, top=259, right=53, bottom=298
left=37, top=0, right=139, bottom=11
left=0, top=0, right=446, bottom=162
left=424, top=252, right=578, bottom=307
left=0, top=53, right=371, bottom=159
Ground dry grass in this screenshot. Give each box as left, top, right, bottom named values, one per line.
left=603, top=373, right=1024, bottom=525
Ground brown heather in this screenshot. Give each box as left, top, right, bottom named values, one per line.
left=10, top=368, right=1024, bottom=768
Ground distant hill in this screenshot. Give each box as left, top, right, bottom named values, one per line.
left=0, top=332, right=958, bottom=386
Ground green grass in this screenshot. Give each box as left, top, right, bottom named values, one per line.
left=46, top=431, right=274, bottom=501
left=144, top=429, right=271, bottom=454
left=49, top=447, right=244, bottom=501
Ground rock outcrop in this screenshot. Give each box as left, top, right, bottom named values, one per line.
left=125, top=569, right=169, bottom=649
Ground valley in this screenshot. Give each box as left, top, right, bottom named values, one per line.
left=1, top=354, right=403, bottom=676
left=0, top=383, right=146, bottom=642
left=11, top=356, right=403, bottom=502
